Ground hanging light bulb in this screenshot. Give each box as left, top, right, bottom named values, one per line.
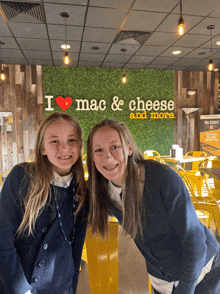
left=1, top=70, right=6, bottom=81
left=60, top=12, right=70, bottom=66
left=64, top=51, right=70, bottom=65
left=0, top=41, right=5, bottom=81
left=177, top=0, right=185, bottom=36
left=121, top=68, right=128, bottom=84
left=207, top=25, right=215, bottom=71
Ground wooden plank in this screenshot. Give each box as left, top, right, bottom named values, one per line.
left=31, top=65, right=37, bottom=84
left=9, top=64, right=16, bottom=98
left=15, top=64, right=21, bottom=85
left=36, top=65, right=43, bottom=104
left=2, top=125, right=8, bottom=172
left=23, top=130, right=29, bottom=161
left=25, top=65, right=32, bottom=93
left=214, top=71, right=219, bottom=113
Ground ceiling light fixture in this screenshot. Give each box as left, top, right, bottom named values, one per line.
left=207, top=25, right=215, bottom=71
left=177, top=0, right=185, bottom=36
left=120, top=48, right=128, bottom=84
left=216, top=41, right=220, bottom=46
left=187, top=91, right=196, bottom=96
left=60, top=12, right=70, bottom=65
left=0, top=41, right=6, bottom=81
left=172, top=50, right=181, bottom=55
left=61, top=44, right=70, bottom=50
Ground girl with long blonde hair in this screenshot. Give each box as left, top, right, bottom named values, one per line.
left=0, top=112, right=88, bottom=294
left=87, top=119, right=220, bottom=294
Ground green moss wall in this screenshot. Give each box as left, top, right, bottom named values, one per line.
left=43, top=66, right=175, bottom=155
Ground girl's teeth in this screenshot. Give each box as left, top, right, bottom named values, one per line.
left=104, top=164, right=118, bottom=170
left=59, top=156, right=71, bottom=159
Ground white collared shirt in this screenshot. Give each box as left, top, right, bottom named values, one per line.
left=51, top=170, right=73, bottom=188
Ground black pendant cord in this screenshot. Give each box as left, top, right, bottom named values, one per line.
left=53, top=184, right=76, bottom=245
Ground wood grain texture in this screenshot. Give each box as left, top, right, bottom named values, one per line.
left=174, top=70, right=219, bottom=154
left=0, top=64, right=44, bottom=174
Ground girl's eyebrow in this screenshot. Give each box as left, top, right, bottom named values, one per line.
left=93, top=140, right=120, bottom=148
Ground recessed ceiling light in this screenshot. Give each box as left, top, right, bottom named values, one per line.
left=216, top=41, right=220, bottom=45
left=91, top=46, right=100, bottom=50
left=172, top=50, right=181, bottom=55
left=213, top=68, right=219, bottom=71
left=198, top=52, right=206, bottom=55
left=61, top=44, right=70, bottom=50
left=187, top=91, right=196, bottom=96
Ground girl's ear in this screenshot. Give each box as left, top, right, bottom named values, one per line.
left=128, top=144, right=133, bottom=156
left=42, top=147, right=47, bottom=155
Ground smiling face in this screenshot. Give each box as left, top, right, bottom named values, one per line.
left=42, top=119, right=80, bottom=176
left=92, top=127, right=133, bottom=187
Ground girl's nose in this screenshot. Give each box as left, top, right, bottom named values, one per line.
left=104, top=148, right=113, bottom=159
left=59, top=142, right=70, bottom=150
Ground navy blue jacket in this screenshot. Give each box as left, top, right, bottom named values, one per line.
left=110, top=160, right=219, bottom=294
left=0, top=164, right=89, bottom=294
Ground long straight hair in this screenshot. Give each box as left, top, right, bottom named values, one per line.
left=16, top=112, right=87, bottom=238
left=87, top=119, right=145, bottom=239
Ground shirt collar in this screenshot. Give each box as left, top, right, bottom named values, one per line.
left=51, top=170, right=73, bottom=188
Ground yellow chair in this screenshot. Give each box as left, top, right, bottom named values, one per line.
left=176, top=165, right=220, bottom=236
left=0, top=170, right=10, bottom=187
left=201, top=158, right=220, bottom=202
left=82, top=154, right=88, bottom=181
left=181, top=151, right=207, bottom=196
left=145, top=156, right=166, bottom=164
left=85, top=217, right=119, bottom=294
left=144, top=150, right=160, bottom=159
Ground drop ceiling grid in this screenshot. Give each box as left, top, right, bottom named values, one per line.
left=0, top=0, right=219, bottom=70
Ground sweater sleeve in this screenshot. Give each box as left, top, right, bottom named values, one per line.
left=72, top=196, right=89, bottom=294
left=0, top=165, right=33, bottom=294
left=160, top=167, right=208, bottom=294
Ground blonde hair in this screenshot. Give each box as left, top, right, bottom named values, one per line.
left=87, top=119, right=145, bottom=238
left=16, top=112, right=87, bottom=238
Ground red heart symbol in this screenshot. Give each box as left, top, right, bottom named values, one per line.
left=56, top=96, right=73, bottom=111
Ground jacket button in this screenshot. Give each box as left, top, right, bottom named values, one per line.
left=42, top=227, right=47, bottom=233
left=43, top=243, right=48, bottom=250
left=32, top=290, right=37, bottom=294
left=38, top=260, right=44, bottom=267
left=34, top=276, right=40, bottom=282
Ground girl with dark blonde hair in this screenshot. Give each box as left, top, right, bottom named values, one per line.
left=0, top=112, right=88, bottom=294
left=87, top=119, right=220, bottom=294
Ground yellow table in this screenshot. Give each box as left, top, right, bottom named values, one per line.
left=160, top=155, right=206, bottom=165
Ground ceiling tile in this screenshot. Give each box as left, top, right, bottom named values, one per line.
left=78, top=61, right=102, bottom=67
left=144, top=64, right=168, bottom=70
left=17, top=38, right=50, bottom=50
left=156, top=13, right=204, bottom=34
left=136, top=45, right=167, bottom=56
left=122, top=10, right=168, bottom=31
left=189, top=17, right=220, bottom=35
left=125, top=63, right=146, bottom=69
left=186, top=48, right=219, bottom=58
left=0, top=37, right=20, bottom=49
left=128, top=55, right=155, bottom=63
left=23, top=50, right=52, bottom=59
left=28, top=59, right=53, bottom=66
left=150, top=56, right=179, bottom=65
left=79, top=53, right=106, bottom=62
left=81, top=42, right=111, bottom=54
left=102, top=62, right=125, bottom=68
left=161, top=47, right=194, bottom=57
left=0, top=19, right=13, bottom=37
left=9, top=23, right=47, bottom=38
left=83, top=27, right=118, bottom=42
left=104, top=54, right=131, bottom=63
left=53, top=51, right=79, bottom=61
left=86, top=7, right=128, bottom=28
left=145, top=32, right=178, bottom=47
left=173, top=34, right=210, bottom=47
left=44, top=0, right=87, bottom=4
left=1, top=49, right=24, bottom=59
left=90, top=0, right=134, bottom=9
left=172, top=0, right=220, bottom=16
left=50, top=40, right=81, bottom=52
left=2, top=58, right=28, bottom=65
left=48, top=25, right=83, bottom=41
left=44, top=4, right=86, bottom=25
left=165, top=64, right=190, bottom=71
left=108, top=43, right=140, bottom=55
left=132, top=0, right=178, bottom=13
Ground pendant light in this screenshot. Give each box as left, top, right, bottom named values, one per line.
left=120, top=48, right=128, bottom=84
left=207, top=25, right=215, bottom=71
left=0, top=41, right=6, bottom=81
left=177, top=0, right=185, bottom=36
left=60, top=12, right=70, bottom=65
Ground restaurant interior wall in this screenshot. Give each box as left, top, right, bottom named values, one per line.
left=0, top=64, right=44, bottom=173
left=43, top=66, right=175, bottom=155
left=174, top=70, right=219, bottom=153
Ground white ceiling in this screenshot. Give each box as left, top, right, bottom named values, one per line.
left=1, top=0, right=220, bottom=71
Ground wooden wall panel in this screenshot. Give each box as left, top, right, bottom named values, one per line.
left=174, top=70, right=219, bottom=154
left=0, top=65, right=44, bottom=174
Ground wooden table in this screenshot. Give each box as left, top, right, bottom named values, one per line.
left=198, top=168, right=220, bottom=181
left=160, top=155, right=205, bottom=165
